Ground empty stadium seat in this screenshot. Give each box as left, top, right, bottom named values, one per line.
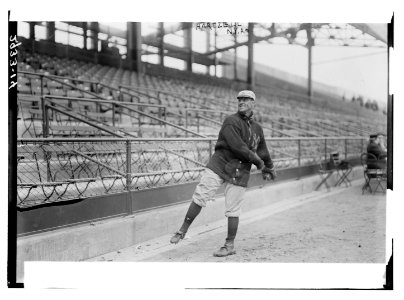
left=66, top=90, right=83, bottom=98
left=17, top=49, right=386, bottom=141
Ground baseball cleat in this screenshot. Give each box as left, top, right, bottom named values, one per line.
left=213, top=245, right=236, bottom=257
left=170, top=231, right=186, bottom=244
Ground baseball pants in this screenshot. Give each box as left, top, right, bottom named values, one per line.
left=192, top=168, right=246, bottom=217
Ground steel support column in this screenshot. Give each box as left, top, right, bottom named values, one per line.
left=214, top=28, right=218, bottom=76
left=46, top=22, right=55, bottom=43
left=90, top=22, right=99, bottom=64
left=159, top=22, right=165, bottom=66
left=206, top=30, right=211, bottom=75
left=126, top=140, right=133, bottom=214
left=387, top=24, right=393, bottom=189
left=247, top=22, right=255, bottom=90
left=183, top=22, right=193, bottom=72
left=29, top=22, right=35, bottom=40
left=29, top=22, right=36, bottom=53
left=127, top=22, right=142, bottom=73
left=234, top=32, right=238, bottom=80
left=306, top=23, right=313, bottom=102
left=83, top=22, right=88, bottom=50
left=90, top=22, right=99, bottom=50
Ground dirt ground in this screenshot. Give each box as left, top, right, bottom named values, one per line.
left=90, top=181, right=386, bottom=264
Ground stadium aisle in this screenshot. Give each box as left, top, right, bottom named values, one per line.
left=87, top=179, right=386, bottom=264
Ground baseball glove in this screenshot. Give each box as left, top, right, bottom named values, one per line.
left=262, top=166, right=277, bottom=181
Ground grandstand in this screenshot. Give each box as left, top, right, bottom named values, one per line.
left=16, top=47, right=383, bottom=208
left=13, top=22, right=389, bottom=285
left=17, top=50, right=385, bottom=139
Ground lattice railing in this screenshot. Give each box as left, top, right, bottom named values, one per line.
left=16, top=137, right=367, bottom=208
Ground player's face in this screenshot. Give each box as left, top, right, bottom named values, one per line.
left=238, top=97, right=254, bottom=115
left=377, top=135, right=384, bottom=145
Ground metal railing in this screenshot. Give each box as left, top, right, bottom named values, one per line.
left=119, top=84, right=213, bottom=110
left=18, top=70, right=386, bottom=135
left=17, top=95, right=207, bottom=138
left=184, top=108, right=228, bottom=137
left=19, top=71, right=105, bottom=99
left=16, top=136, right=367, bottom=209
left=19, top=71, right=146, bottom=106
left=18, top=71, right=384, bottom=139
left=183, top=108, right=316, bottom=138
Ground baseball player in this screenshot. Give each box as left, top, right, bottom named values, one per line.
left=170, top=90, right=276, bottom=257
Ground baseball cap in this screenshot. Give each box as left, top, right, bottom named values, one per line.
left=370, top=132, right=385, bottom=138
left=237, top=90, right=255, bottom=101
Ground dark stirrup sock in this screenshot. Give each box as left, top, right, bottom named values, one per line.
left=226, top=216, right=239, bottom=244
left=179, top=201, right=202, bottom=233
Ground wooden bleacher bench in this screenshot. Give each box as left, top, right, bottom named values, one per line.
left=117, top=124, right=167, bottom=134
left=49, top=124, right=99, bottom=136
left=18, top=100, right=41, bottom=122
left=140, top=126, right=167, bottom=134
left=49, top=125, right=94, bottom=131
left=28, top=108, right=43, bottom=119
left=84, top=111, right=120, bottom=122
left=18, top=94, right=41, bottom=103
left=117, top=124, right=138, bottom=131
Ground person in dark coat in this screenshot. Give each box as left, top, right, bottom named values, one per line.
left=170, top=90, right=276, bottom=257
left=367, top=133, right=387, bottom=169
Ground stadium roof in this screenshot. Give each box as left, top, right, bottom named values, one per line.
left=349, top=23, right=387, bottom=44
left=60, top=22, right=387, bottom=66
left=140, top=22, right=388, bottom=65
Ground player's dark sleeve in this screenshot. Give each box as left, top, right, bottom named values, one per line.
left=368, top=144, right=382, bottom=159
left=256, top=129, right=274, bottom=169
left=380, top=149, right=387, bottom=159
left=221, top=124, right=264, bottom=167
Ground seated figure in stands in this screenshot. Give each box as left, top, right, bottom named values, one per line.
left=169, top=90, right=276, bottom=257
left=367, top=133, right=387, bottom=169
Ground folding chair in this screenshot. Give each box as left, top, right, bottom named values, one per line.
left=330, top=152, right=352, bottom=187
left=361, top=153, right=387, bottom=194
left=315, top=159, right=334, bottom=191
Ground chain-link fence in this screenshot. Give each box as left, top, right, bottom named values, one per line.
left=128, top=140, right=210, bottom=190
left=17, top=140, right=128, bottom=208
left=16, top=137, right=367, bottom=208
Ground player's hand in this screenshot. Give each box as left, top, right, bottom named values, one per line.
left=262, top=166, right=277, bottom=180
left=262, top=172, right=271, bottom=181
left=250, top=153, right=265, bottom=170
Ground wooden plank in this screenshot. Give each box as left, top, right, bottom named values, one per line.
left=139, top=127, right=167, bottom=133
left=18, top=94, right=41, bottom=102
left=118, top=124, right=138, bottom=131
left=117, top=125, right=167, bottom=134
left=49, top=125, right=97, bottom=132
left=84, top=112, right=118, bottom=121
left=18, top=101, right=39, bottom=109
left=28, top=108, right=43, bottom=115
